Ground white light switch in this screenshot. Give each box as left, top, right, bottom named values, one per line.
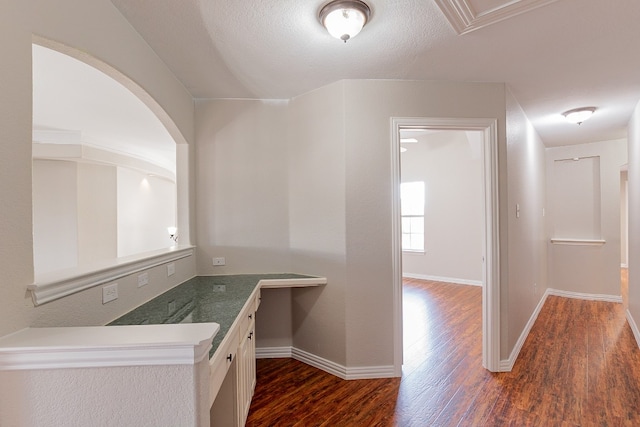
left=167, top=263, right=175, bottom=276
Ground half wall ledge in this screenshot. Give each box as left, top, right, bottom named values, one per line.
left=27, top=246, right=195, bottom=306
left=550, top=238, right=606, bottom=246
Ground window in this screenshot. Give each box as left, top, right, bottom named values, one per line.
left=401, top=181, right=425, bottom=252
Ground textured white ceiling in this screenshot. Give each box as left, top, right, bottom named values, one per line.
left=109, top=0, right=640, bottom=147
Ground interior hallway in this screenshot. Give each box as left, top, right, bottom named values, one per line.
left=246, top=276, right=640, bottom=426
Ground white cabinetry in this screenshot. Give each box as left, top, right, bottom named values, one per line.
left=210, top=289, right=260, bottom=426
left=236, top=299, right=256, bottom=426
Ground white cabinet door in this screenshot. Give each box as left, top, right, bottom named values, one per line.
left=236, top=314, right=256, bottom=427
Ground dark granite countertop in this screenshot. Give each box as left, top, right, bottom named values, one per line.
left=109, top=274, right=323, bottom=358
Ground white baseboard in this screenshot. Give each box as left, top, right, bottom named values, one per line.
left=256, top=346, right=396, bottom=380
left=547, top=288, right=622, bottom=303
left=500, top=290, right=549, bottom=372
left=626, top=309, right=640, bottom=348
left=255, top=346, right=292, bottom=359
left=402, top=273, right=482, bottom=287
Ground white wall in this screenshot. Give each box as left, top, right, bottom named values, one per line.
left=194, top=99, right=295, bottom=351
left=194, top=99, right=291, bottom=274
left=401, top=130, right=483, bottom=284
left=505, top=90, right=548, bottom=358
left=546, top=139, right=627, bottom=297
left=77, top=162, right=117, bottom=266
left=32, top=160, right=79, bottom=274
left=33, top=159, right=173, bottom=275
left=288, top=82, right=348, bottom=365
left=626, top=102, right=640, bottom=338
left=117, top=168, right=176, bottom=257
left=0, top=364, right=203, bottom=427
left=343, top=80, right=508, bottom=366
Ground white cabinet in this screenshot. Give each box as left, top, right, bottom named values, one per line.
left=236, top=310, right=255, bottom=426
left=210, top=289, right=260, bottom=427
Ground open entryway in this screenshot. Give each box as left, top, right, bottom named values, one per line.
left=399, top=128, right=485, bottom=377
left=390, top=117, right=501, bottom=374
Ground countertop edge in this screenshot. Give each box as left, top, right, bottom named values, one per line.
left=0, top=323, right=219, bottom=370
left=258, top=277, right=328, bottom=289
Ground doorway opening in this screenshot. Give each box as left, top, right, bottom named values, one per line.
left=391, top=117, right=501, bottom=374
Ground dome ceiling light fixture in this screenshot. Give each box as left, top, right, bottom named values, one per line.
left=562, top=107, right=596, bottom=125
left=319, top=0, right=371, bottom=43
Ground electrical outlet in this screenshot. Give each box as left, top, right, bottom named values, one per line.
left=138, top=272, right=149, bottom=288
left=213, top=257, right=226, bottom=266
left=102, top=283, right=118, bottom=304
left=167, top=262, right=175, bottom=276
left=213, top=284, right=226, bottom=292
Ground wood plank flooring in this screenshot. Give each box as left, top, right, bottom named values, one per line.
left=246, top=276, right=640, bottom=426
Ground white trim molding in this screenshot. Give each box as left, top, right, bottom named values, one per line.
left=402, top=273, right=482, bottom=287
left=501, top=290, right=549, bottom=371
left=27, top=246, right=194, bottom=306
left=502, top=288, right=625, bottom=371
left=292, top=347, right=347, bottom=379
left=0, top=323, right=218, bottom=370
left=255, top=346, right=293, bottom=359
left=626, top=310, right=640, bottom=349
left=435, top=0, right=560, bottom=35
left=257, top=346, right=395, bottom=380
left=547, top=288, right=622, bottom=303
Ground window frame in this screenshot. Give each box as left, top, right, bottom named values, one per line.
left=400, top=181, right=426, bottom=253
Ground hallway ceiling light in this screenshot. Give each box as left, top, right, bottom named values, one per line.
left=401, top=138, right=418, bottom=143
left=562, top=107, right=596, bottom=125
left=319, top=0, right=371, bottom=43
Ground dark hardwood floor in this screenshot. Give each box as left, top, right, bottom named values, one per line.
left=246, top=276, right=640, bottom=426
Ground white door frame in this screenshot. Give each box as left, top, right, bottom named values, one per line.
left=391, top=117, right=501, bottom=374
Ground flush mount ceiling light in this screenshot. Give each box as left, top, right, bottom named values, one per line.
left=562, top=107, right=596, bottom=125
left=319, top=0, right=371, bottom=43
